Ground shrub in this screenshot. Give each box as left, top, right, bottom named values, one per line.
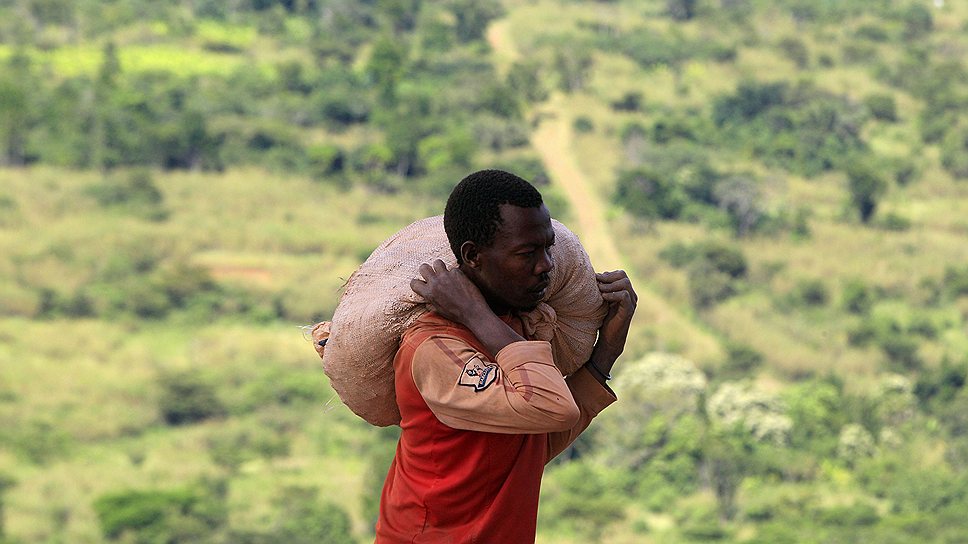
left=943, top=266, right=968, bottom=297
left=539, top=462, right=625, bottom=540
left=658, top=241, right=696, bottom=268
left=85, top=169, right=168, bottom=221
left=793, top=279, right=829, bottom=307
left=879, top=335, right=921, bottom=371
left=842, top=280, right=874, bottom=315
left=941, top=126, right=968, bottom=179
left=94, top=480, right=228, bottom=543
left=306, top=144, right=345, bottom=178
left=260, top=487, right=354, bottom=544
left=856, top=23, right=890, bottom=42
left=158, top=373, right=226, bottom=426
left=666, top=0, right=698, bottom=21
left=697, top=241, right=748, bottom=279
left=901, top=3, right=933, bottom=40
left=778, top=37, right=809, bottom=68
left=614, top=167, right=686, bottom=220
left=878, top=212, right=911, bottom=231
left=610, top=91, right=643, bottom=112
left=817, top=504, right=881, bottom=527
left=847, top=320, right=877, bottom=347
left=915, top=360, right=967, bottom=412
left=573, top=116, right=594, bottom=133
left=837, top=424, right=876, bottom=465
left=846, top=160, right=887, bottom=223
left=688, top=261, right=736, bottom=309
left=714, top=175, right=762, bottom=237
left=864, top=93, right=897, bottom=122
left=722, top=341, right=764, bottom=376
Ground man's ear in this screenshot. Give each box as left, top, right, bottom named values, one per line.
left=460, top=241, right=480, bottom=268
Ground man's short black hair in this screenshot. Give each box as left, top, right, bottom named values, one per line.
left=444, top=169, right=544, bottom=264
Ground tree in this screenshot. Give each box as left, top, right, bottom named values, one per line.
left=0, top=474, right=15, bottom=539
left=941, top=125, right=968, bottom=179
left=94, top=480, right=228, bottom=543
left=845, top=160, right=887, bottom=223
left=539, top=462, right=625, bottom=540
left=554, top=44, right=594, bottom=92
left=447, top=0, right=504, bottom=43
left=714, top=175, right=762, bottom=237
left=614, top=167, right=686, bottom=220
left=666, top=0, right=698, bottom=21
left=158, top=373, right=226, bottom=426
left=267, top=487, right=354, bottom=544
left=366, top=36, right=407, bottom=106
left=0, top=54, right=31, bottom=166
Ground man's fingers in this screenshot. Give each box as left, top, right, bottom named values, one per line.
left=598, top=277, right=633, bottom=293
left=410, top=277, right=429, bottom=297
left=598, top=274, right=637, bottom=306
left=417, top=259, right=451, bottom=281
left=596, top=270, right=629, bottom=282
left=601, top=290, right=633, bottom=305
left=417, top=262, right=435, bottom=280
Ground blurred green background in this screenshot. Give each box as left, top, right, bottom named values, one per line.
left=1, top=0, right=967, bottom=542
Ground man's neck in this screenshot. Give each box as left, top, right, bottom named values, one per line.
left=459, top=264, right=511, bottom=316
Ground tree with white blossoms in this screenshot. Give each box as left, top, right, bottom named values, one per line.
left=588, top=353, right=709, bottom=499
left=706, top=381, right=793, bottom=446
left=875, top=374, right=917, bottom=427
left=838, top=423, right=877, bottom=466
left=613, top=352, right=709, bottom=418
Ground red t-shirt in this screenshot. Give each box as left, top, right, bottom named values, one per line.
left=374, top=313, right=615, bottom=544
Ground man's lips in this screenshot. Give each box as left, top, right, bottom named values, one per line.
left=528, top=282, right=550, bottom=294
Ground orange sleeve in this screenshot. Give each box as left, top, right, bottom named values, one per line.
left=410, top=336, right=581, bottom=434
left=545, top=366, right=617, bottom=462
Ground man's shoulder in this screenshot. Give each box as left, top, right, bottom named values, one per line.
left=401, top=312, right=469, bottom=346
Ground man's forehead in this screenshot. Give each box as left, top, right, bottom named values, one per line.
left=494, top=204, right=553, bottom=243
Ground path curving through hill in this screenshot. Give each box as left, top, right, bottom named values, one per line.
left=487, top=17, right=725, bottom=364
left=487, top=20, right=622, bottom=269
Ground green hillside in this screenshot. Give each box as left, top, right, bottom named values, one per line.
left=1, top=1, right=967, bottom=542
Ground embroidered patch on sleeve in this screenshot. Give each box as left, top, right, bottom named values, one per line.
left=457, top=356, right=499, bottom=392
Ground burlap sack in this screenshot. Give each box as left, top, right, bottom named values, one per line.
left=319, top=215, right=607, bottom=427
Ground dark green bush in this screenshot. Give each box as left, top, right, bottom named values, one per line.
left=846, top=160, right=887, bottom=223
left=614, top=167, right=686, bottom=220
left=847, top=320, right=877, bottom=347
left=611, top=91, right=643, bottom=112
left=697, top=241, right=747, bottom=279
left=943, top=266, right=968, bottom=297
left=85, top=169, right=168, bottom=221
left=94, top=480, right=228, bottom=543
left=688, top=262, right=736, bottom=308
left=722, top=341, right=764, bottom=376
left=793, top=279, right=829, bottom=307
left=777, top=37, right=809, bottom=68
left=307, top=143, right=346, bottom=181
left=941, top=126, right=968, bottom=179
left=814, top=503, right=879, bottom=526
left=539, top=462, right=625, bottom=540
left=842, top=280, right=874, bottom=314
left=901, top=3, right=933, bottom=40
left=915, top=360, right=967, bottom=412
left=864, top=93, right=897, bottom=122
left=879, top=334, right=921, bottom=371
left=573, top=116, right=595, bottom=133
left=855, top=23, right=890, bottom=42
left=158, top=373, right=226, bottom=426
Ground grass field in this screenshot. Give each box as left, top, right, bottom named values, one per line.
left=3, top=1, right=968, bottom=542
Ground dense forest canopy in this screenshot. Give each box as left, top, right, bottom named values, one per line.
left=1, top=0, right=967, bottom=543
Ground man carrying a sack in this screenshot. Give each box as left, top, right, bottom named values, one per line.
left=372, top=169, right=637, bottom=544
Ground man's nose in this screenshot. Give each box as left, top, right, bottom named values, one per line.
left=535, top=248, right=554, bottom=275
